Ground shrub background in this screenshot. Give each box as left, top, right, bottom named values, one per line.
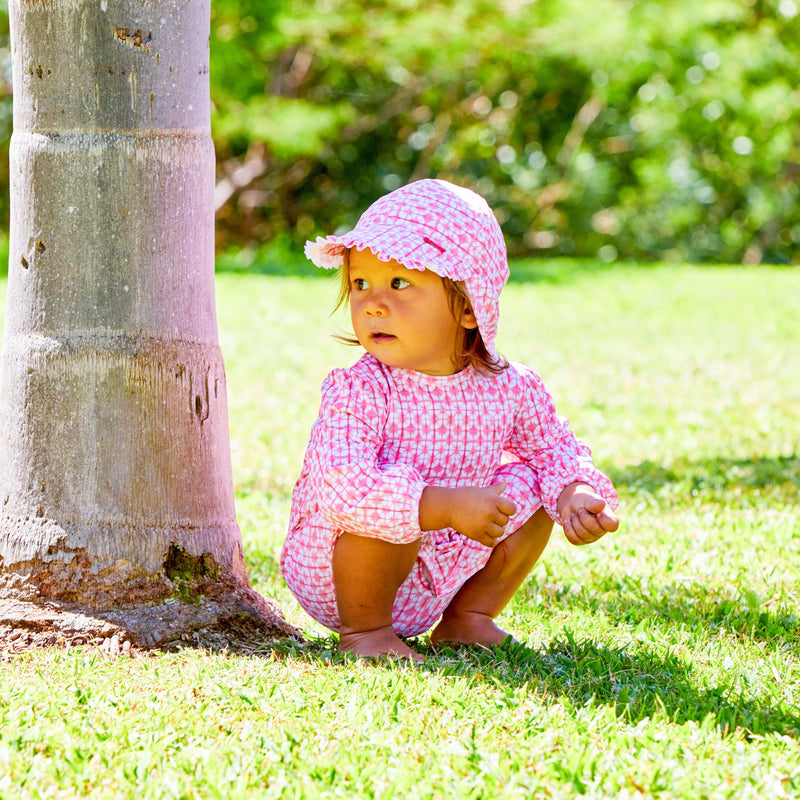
left=0, top=0, right=799, bottom=264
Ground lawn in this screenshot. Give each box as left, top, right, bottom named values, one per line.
left=0, top=261, right=798, bottom=799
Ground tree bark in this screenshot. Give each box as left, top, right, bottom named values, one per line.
left=0, top=0, right=295, bottom=650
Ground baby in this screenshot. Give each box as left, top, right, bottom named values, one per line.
left=281, top=179, right=619, bottom=660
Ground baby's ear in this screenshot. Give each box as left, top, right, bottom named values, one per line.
left=460, top=306, right=479, bottom=330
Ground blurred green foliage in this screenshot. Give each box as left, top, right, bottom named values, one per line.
left=1, top=0, right=799, bottom=264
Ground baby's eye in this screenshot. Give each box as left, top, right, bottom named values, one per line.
left=352, top=278, right=369, bottom=291
left=391, top=277, right=411, bottom=290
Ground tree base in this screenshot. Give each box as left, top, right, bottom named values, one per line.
left=0, top=586, right=301, bottom=659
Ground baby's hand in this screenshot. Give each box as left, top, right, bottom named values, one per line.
left=450, top=482, right=517, bottom=547
left=557, top=482, right=619, bottom=546
left=420, top=482, right=517, bottom=548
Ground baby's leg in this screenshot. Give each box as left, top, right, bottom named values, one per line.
left=431, top=507, right=553, bottom=647
left=333, top=532, right=423, bottom=661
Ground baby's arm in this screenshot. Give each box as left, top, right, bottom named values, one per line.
left=557, top=482, right=619, bottom=546
left=310, top=367, right=429, bottom=544
left=419, top=481, right=517, bottom=548
left=504, top=364, right=619, bottom=531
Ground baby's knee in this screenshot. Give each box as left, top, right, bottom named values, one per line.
left=512, top=507, right=553, bottom=539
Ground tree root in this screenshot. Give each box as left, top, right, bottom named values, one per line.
left=0, top=587, right=301, bottom=659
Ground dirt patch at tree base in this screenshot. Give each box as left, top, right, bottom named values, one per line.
left=0, top=589, right=302, bottom=660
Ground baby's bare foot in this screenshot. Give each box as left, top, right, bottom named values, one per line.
left=430, top=611, right=518, bottom=648
left=338, top=624, right=424, bottom=662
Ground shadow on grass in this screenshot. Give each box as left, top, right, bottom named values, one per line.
left=433, top=635, right=800, bottom=738
left=582, top=452, right=800, bottom=652
left=560, top=572, right=799, bottom=651
left=609, top=454, right=800, bottom=499
left=269, top=633, right=800, bottom=738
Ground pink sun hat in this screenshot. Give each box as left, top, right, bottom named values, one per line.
left=304, top=178, right=509, bottom=358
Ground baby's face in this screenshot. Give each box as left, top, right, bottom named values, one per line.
left=348, top=248, right=470, bottom=375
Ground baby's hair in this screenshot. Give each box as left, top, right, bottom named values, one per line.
left=335, top=248, right=508, bottom=375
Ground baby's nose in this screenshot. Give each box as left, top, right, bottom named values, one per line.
left=364, top=293, right=389, bottom=315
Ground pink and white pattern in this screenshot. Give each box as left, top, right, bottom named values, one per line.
left=286, top=179, right=617, bottom=637
left=280, top=355, right=618, bottom=638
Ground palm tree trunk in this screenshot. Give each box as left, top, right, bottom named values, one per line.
left=0, top=0, right=294, bottom=650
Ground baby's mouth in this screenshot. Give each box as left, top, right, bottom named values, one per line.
left=370, top=331, right=396, bottom=343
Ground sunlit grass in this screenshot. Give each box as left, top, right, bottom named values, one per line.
left=0, top=262, right=799, bottom=798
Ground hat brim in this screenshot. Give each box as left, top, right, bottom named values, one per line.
left=305, top=225, right=460, bottom=277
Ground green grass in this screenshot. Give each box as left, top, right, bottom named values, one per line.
left=0, top=262, right=799, bottom=799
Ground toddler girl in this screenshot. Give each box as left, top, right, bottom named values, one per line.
left=281, top=179, right=619, bottom=661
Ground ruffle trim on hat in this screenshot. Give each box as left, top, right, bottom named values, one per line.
left=305, top=235, right=430, bottom=273
left=304, top=237, right=346, bottom=269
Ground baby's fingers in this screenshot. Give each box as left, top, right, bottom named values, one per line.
left=564, top=510, right=607, bottom=546
left=576, top=508, right=605, bottom=535
left=473, top=524, right=504, bottom=548
left=597, top=509, right=620, bottom=533
left=497, top=496, right=517, bottom=518
left=488, top=483, right=517, bottom=517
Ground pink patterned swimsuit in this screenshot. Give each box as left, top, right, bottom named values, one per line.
left=280, top=354, right=618, bottom=638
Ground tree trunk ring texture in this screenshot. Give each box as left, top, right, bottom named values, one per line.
left=0, top=0, right=296, bottom=650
